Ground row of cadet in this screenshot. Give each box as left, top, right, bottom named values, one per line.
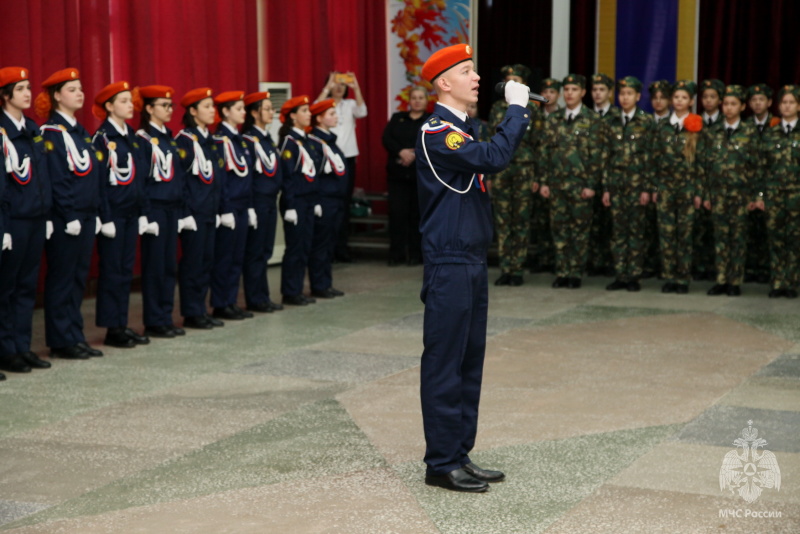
left=477, top=65, right=799, bottom=298
left=0, top=66, right=348, bottom=380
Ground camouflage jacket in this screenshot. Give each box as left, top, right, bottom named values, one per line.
left=745, top=113, right=774, bottom=138
left=699, top=121, right=761, bottom=200
left=652, top=117, right=706, bottom=197
left=603, top=107, right=657, bottom=194
left=596, top=105, right=622, bottom=123
left=761, top=123, right=800, bottom=192
left=538, top=105, right=606, bottom=190
left=488, top=99, right=543, bottom=163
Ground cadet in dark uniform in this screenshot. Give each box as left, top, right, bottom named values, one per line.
left=644, top=80, right=673, bottom=277
left=0, top=126, right=4, bottom=380
left=416, top=44, right=530, bottom=493
left=38, top=68, right=103, bottom=361
left=93, top=81, right=151, bottom=348
left=174, top=88, right=226, bottom=329
left=242, top=91, right=284, bottom=312
left=0, top=66, right=52, bottom=373
left=589, top=73, right=618, bottom=276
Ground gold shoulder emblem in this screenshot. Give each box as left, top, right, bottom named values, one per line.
left=108, top=141, right=117, bottom=150
left=445, top=131, right=465, bottom=150
left=44, top=140, right=54, bottom=152
left=152, top=138, right=159, bottom=146
left=96, top=151, right=104, bottom=162
left=282, top=149, right=293, bottom=160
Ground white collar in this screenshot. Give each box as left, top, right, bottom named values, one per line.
left=149, top=121, right=167, bottom=134
left=702, top=111, right=719, bottom=122
left=724, top=119, right=740, bottom=130
left=594, top=103, right=610, bottom=115
left=292, top=126, right=307, bottom=137
left=654, top=111, right=669, bottom=122
left=196, top=126, right=209, bottom=138
left=108, top=117, right=129, bottom=136
left=622, top=109, right=636, bottom=122
left=3, top=110, right=26, bottom=131
left=253, top=125, right=269, bottom=137
left=565, top=103, right=582, bottom=120
left=221, top=122, right=239, bottom=135
left=754, top=114, right=769, bottom=126
left=669, top=112, right=688, bottom=128
left=56, top=110, right=77, bottom=127
left=782, top=118, right=798, bottom=130
left=437, top=102, right=468, bottom=123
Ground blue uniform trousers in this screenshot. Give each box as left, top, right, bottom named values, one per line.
left=141, top=207, right=179, bottom=327
left=243, top=196, right=278, bottom=306
left=44, top=212, right=95, bottom=348
left=179, top=215, right=215, bottom=318
left=280, top=197, right=315, bottom=297
left=309, top=196, right=341, bottom=293
left=210, top=207, right=248, bottom=308
left=0, top=218, right=46, bottom=356
left=420, top=262, right=488, bottom=475
left=96, top=214, right=138, bottom=328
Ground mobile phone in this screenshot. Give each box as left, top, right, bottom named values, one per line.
left=335, top=73, right=354, bottom=85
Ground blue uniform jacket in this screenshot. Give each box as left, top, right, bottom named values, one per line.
left=213, top=123, right=254, bottom=213
left=174, top=127, right=224, bottom=218
left=279, top=128, right=320, bottom=210
left=93, top=119, right=147, bottom=222
left=137, top=124, right=185, bottom=215
left=41, top=113, right=101, bottom=221
left=415, top=103, right=530, bottom=264
left=0, top=132, right=6, bottom=232
left=242, top=126, right=282, bottom=198
left=0, top=113, right=52, bottom=220
left=307, top=127, right=349, bottom=199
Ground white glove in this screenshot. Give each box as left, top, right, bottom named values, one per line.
left=177, top=218, right=185, bottom=233
left=138, top=216, right=149, bottom=235
left=248, top=208, right=258, bottom=229
left=283, top=209, right=298, bottom=226
left=96, top=216, right=102, bottom=234
left=314, top=204, right=323, bottom=218
left=220, top=213, right=236, bottom=230
left=65, top=219, right=82, bottom=236
left=2, top=233, right=11, bottom=251
left=216, top=214, right=221, bottom=228
left=46, top=220, right=54, bottom=240
left=145, top=221, right=159, bottom=236
left=100, top=222, right=117, bottom=238
left=504, top=80, right=530, bottom=108
left=179, top=215, right=197, bottom=232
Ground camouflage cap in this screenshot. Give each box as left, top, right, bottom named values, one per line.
left=748, top=84, right=773, bottom=100
left=592, top=73, right=614, bottom=88
left=541, top=77, right=562, bottom=91
left=777, top=84, right=800, bottom=101
left=501, top=64, right=532, bottom=84
left=562, top=73, right=586, bottom=89
left=617, top=76, right=642, bottom=92
left=723, top=84, right=746, bottom=103
left=672, top=80, right=697, bottom=97
left=701, top=79, right=725, bottom=98
left=648, top=79, right=672, bottom=98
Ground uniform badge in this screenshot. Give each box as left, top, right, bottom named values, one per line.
left=253, top=136, right=259, bottom=142
left=218, top=158, right=225, bottom=167
left=152, top=138, right=159, bottom=145
left=192, top=134, right=198, bottom=141
left=59, top=125, right=67, bottom=131
left=133, top=142, right=140, bottom=148
left=108, top=141, right=117, bottom=150
left=84, top=137, right=92, bottom=143
left=282, top=149, right=292, bottom=160
left=96, top=151, right=104, bottom=161
left=171, top=141, right=177, bottom=146
left=445, top=131, right=465, bottom=150
left=33, top=136, right=43, bottom=143
left=178, top=148, right=187, bottom=159
left=44, top=140, right=54, bottom=152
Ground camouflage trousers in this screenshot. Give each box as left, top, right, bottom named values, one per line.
left=589, top=194, right=613, bottom=272
left=492, top=163, right=533, bottom=275
left=745, top=209, right=770, bottom=277
left=766, top=189, right=800, bottom=290
left=657, top=189, right=695, bottom=285
left=550, top=187, right=593, bottom=278
left=609, top=188, right=647, bottom=282
left=710, top=188, right=748, bottom=286
left=692, top=206, right=715, bottom=275
left=530, top=192, right=554, bottom=268
left=643, top=202, right=660, bottom=275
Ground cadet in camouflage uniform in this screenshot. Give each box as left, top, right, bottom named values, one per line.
left=701, top=85, right=761, bottom=296
left=653, top=80, right=705, bottom=294
left=744, top=83, right=774, bottom=283
left=538, top=74, right=606, bottom=289
left=644, top=80, right=673, bottom=277
left=488, top=64, right=542, bottom=286
left=603, top=76, right=656, bottom=292
left=761, top=85, right=800, bottom=298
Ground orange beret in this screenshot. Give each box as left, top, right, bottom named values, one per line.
left=243, top=91, right=271, bottom=107
left=93, top=81, right=132, bottom=120
left=138, top=85, right=175, bottom=100
left=0, top=66, right=29, bottom=87
left=41, top=68, right=79, bottom=88
left=214, top=91, right=245, bottom=105
left=181, top=87, right=213, bottom=108
left=421, top=44, right=473, bottom=83
left=310, top=98, right=335, bottom=116
left=279, top=95, right=310, bottom=123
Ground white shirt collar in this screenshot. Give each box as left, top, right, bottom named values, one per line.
left=221, top=122, right=239, bottom=135
left=782, top=118, right=798, bottom=130
left=594, top=103, right=609, bottom=115
left=3, top=110, right=26, bottom=131
left=654, top=111, right=669, bottom=122
left=702, top=111, right=719, bottom=123
left=437, top=102, right=468, bottom=123
left=565, top=103, right=582, bottom=120
left=149, top=121, right=167, bottom=134
left=622, top=109, right=636, bottom=122
left=292, top=126, right=306, bottom=137
left=196, top=126, right=209, bottom=138
left=56, top=110, right=77, bottom=127
left=253, top=125, right=269, bottom=137
left=753, top=114, right=768, bottom=126
left=669, top=112, right=688, bottom=128
left=724, top=119, right=741, bottom=130
left=108, top=117, right=129, bottom=136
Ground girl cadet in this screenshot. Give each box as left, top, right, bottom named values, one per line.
left=241, top=91, right=284, bottom=313
left=0, top=66, right=52, bottom=374
left=307, top=98, right=347, bottom=299
left=93, top=81, right=152, bottom=348
left=210, top=91, right=255, bottom=320
left=652, top=80, right=705, bottom=294
left=174, top=88, right=226, bottom=329
left=135, top=85, right=185, bottom=338
left=37, top=68, right=103, bottom=360
left=277, top=95, right=320, bottom=306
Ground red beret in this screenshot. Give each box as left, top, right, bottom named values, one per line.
left=214, top=91, right=245, bottom=105
left=138, top=85, right=175, bottom=100
left=310, top=98, right=335, bottom=116
left=92, top=81, right=132, bottom=120
left=279, top=95, right=311, bottom=123
left=0, top=66, right=29, bottom=87
left=41, top=68, right=79, bottom=88
left=421, top=44, right=473, bottom=83
left=181, top=87, right=213, bottom=108
left=244, top=91, right=271, bottom=107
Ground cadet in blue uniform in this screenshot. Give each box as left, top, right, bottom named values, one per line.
left=93, top=81, right=151, bottom=348
left=0, top=127, right=5, bottom=380
left=38, top=68, right=103, bottom=360
left=175, top=88, right=225, bottom=329
left=241, top=91, right=284, bottom=313
left=416, top=45, right=530, bottom=493
left=307, top=98, right=347, bottom=299
left=135, top=85, right=186, bottom=338
left=277, top=95, right=320, bottom=306
left=0, top=66, right=52, bottom=374
left=210, top=91, right=255, bottom=320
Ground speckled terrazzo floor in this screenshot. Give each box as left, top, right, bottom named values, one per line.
left=1, top=263, right=798, bottom=533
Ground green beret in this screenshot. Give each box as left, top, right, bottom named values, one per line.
left=617, top=76, right=642, bottom=92
left=648, top=79, right=672, bottom=97
left=777, top=84, right=800, bottom=101
left=672, top=80, right=697, bottom=97
left=591, top=73, right=614, bottom=88
left=747, top=84, right=773, bottom=99
left=701, top=79, right=725, bottom=98
left=541, top=78, right=562, bottom=91
left=723, top=84, right=746, bottom=102
left=501, top=64, right=532, bottom=84
left=563, top=73, right=586, bottom=89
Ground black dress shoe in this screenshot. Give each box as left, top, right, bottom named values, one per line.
left=77, top=342, right=104, bottom=357
left=328, top=287, right=345, bottom=297
left=267, top=300, right=284, bottom=311
left=231, top=304, right=254, bottom=318
left=20, top=351, right=51, bottom=369
left=661, top=282, right=676, bottom=293
left=124, top=328, right=150, bottom=345
left=104, top=328, right=136, bottom=348
left=551, top=277, right=568, bottom=288
left=508, top=275, right=523, bottom=286
left=311, top=288, right=337, bottom=299
left=170, top=326, right=186, bottom=336
left=786, top=289, right=798, bottom=299
left=247, top=302, right=274, bottom=313
left=205, top=314, right=225, bottom=327
left=0, top=354, right=32, bottom=373
left=494, top=273, right=511, bottom=286
left=387, top=259, right=402, bottom=267
left=51, top=344, right=92, bottom=359
left=304, top=295, right=317, bottom=304
left=462, top=462, right=505, bottom=482
left=425, top=468, right=489, bottom=493
left=768, top=288, right=785, bottom=298
left=675, top=284, right=689, bottom=294
left=407, top=258, right=421, bottom=266
left=0, top=372, right=5, bottom=381
left=144, top=325, right=176, bottom=338
left=606, top=280, right=628, bottom=291
left=727, top=285, right=741, bottom=296
left=707, top=283, right=728, bottom=296
left=282, top=295, right=308, bottom=306
left=213, top=306, right=246, bottom=320
left=627, top=281, right=641, bottom=292
left=567, top=277, right=582, bottom=289
left=184, top=316, right=213, bottom=329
